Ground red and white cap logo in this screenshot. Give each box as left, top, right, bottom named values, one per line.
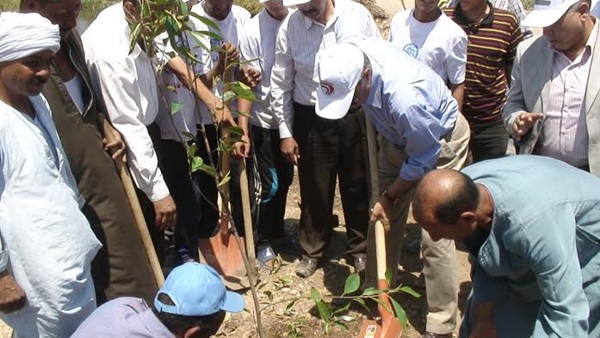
left=320, top=82, right=335, bottom=96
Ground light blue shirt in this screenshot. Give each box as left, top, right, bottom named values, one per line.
left=463, top=155, right=600, bottom=338
left=355, top=38, right=459, bottom=181
left=70, top=297, right=175, bottom=337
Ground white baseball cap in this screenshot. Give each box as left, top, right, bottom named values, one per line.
left=315, top=43, right=364, bottom=120
left=282, top=0, right=311, bottom=6
left=522, top=0, right=581, bottom=27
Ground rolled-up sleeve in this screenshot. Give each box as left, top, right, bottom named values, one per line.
left=392, top=93, right=443, bottom=181
left=88, top=59, right=169, bottom=202
left=270, top=20, right=294, bottom=139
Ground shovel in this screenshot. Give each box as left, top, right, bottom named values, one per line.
left=357, top=118, right=403, bottom=338
left=197, top=58, right=249, bottom=289
left=357, top=220, right=403, bottom=338
left=102, top=123, right=164, bottom=287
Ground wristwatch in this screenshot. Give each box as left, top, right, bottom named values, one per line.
left=0, top=249, right=9, bottom=273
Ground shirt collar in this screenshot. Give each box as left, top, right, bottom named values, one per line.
left=586, top=19, right=598, bottom=55
left=365, top=54, right=382, bottom=109
left=454, top=1, right=494, bottom=28
left=138, top=308, right=176, bottom=338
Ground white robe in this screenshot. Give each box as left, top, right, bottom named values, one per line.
left=0, top=95, right=102, bottom=338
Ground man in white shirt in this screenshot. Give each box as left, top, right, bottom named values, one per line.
left=184, top=0, right=253, bottom=239
left=237, top=0, right=293, bottom=260
left=389, top=0, right=467, bottom=109
left=83, top=0, right=178, bottom=257
left=0, top=12, right=102, bottom=337
left=270, top=0, right=380, bottom=278
left=503, top=0, right=600, bottom=176
left=388, top=1, right=466, bottom=337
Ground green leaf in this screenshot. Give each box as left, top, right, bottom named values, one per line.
left=331, top=302, right=350, bottom=315
left=222, top=90, right=235, bottom=103
left=343, top=273, right=360, bottom=296
left=228, top=81, right=257, bottom=101
left=188, top=31, right=211, bottom=53
left=331, top=321, right=349, bottom=331
left=385, top=269, right=393, bottom=286
left=170, top=101, right=183, bottom=115
left=182, top=131, right=195, bottom=140
left=361, top=287, right=381, bottom=296
left=190, top=156, right=204, bottom=173
left=178, top=0, right=189, bottom=15
left=399, top=285, right=421, bottom=298
left=284, top=299, right=297, bottom=314
left=129, top=22, right=142, bottom=55
left=373, top=298, right=393, bottom=314
left=352, top=298, right=371, bottom=313
left=390, top=297, right=408, bottom=328
left=216, top=172, right=230, bottom=187
left=310, top=287, right=321, bottom=302
left=198, top=163, right=218, bottom=178
left=315, top=300, right=331, bottom=322
left=188, top=12, right=221, bottom=32
left=195, top=29, right=222, bottom=41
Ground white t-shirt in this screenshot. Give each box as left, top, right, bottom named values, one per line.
left=193, top=3, right=251, bottom=125
left=388, top=10, right=467, bottom=85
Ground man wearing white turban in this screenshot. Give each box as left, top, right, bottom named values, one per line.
left=0, top=12, right=102, bottom=337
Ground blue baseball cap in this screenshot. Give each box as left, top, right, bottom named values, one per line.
left=154, top=263, right=245, bottom=316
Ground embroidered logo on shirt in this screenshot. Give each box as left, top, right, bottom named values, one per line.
left=320, top=82, right=335, bottom=95
left=403, top=43, right=419, bottom=59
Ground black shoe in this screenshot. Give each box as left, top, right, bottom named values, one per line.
left=295, top=257, right=319, bottom=278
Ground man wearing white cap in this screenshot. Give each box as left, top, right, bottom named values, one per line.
left=270, top=0, right=380, bottom=278
left=503, top=0, right=599, bottom=176
left=0, top=12, right=102, bottom=337
left=315, top=39, right=470, bottom=334
left=71, top=262, right=245, bottom=337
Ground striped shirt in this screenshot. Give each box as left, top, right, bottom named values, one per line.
left=534, top=25, right=597, bottom=168
left=444, top=3, right=522, bottom=127
left=270, top=0, right=381, bottom=139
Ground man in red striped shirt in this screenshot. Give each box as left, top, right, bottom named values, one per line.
left=445, top=0, right=523, bottom=162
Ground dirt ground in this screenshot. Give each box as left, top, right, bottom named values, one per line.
left=210, top=168, right=473, bottom=338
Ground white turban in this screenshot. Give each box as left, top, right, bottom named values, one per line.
left=0, top=12, right=61, bottom=63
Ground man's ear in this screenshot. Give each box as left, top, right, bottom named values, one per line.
left=363, top=66, right=371, bottom=81
left=459, top=211, right=478, bottom=227
left=183, top=326, right=202, bottom=338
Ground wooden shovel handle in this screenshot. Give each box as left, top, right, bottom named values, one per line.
left=374, top=220, right=387, bottom=282
left=103, top=123, right=165, bottom=287
left=239, top=159, right=255, bottom=260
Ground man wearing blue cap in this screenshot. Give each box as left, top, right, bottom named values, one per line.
left=71, top=263, right=245, bottom=337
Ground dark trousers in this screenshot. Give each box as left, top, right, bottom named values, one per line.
left=156, top=139, right=200, bottom=261
left=193, top=124, right=256, bottom=238
left=470, top=121, right=509, bottom=163
left=293, top=103, right=370, bottom=259
left=251, top=125, right=293, bottom=241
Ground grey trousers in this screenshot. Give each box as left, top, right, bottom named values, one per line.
left=366, top=113, right=470, bottom=334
